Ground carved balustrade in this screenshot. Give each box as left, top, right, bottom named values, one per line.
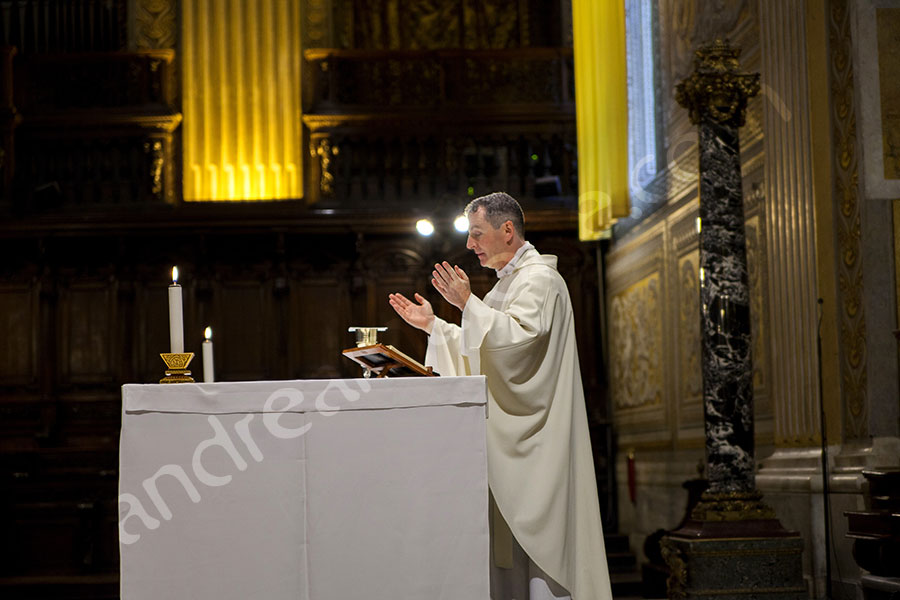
left=303, top=48, right=576, bottom=206
left=9, top=49, right=181, bottom=212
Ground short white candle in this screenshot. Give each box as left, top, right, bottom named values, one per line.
left=168, top=266, right=184, bottom=353
left=202, top=326, right=214, bottom=383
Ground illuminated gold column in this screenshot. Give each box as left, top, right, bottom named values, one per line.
left=572, top=0, right=629, bottom=240
left=182, top=0, right=302, bottom=201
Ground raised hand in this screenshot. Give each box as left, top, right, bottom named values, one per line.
left=388, top=292, right=435, bottom=333
left=431, top=262, right=471, bottom=311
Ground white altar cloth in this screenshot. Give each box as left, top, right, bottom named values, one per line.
left=118, top=376, right=489, bottom=600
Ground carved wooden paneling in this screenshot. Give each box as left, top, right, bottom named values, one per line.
left=358, top=239, right=432, bottom=361
left=58, top=281, right=117, bottom=385
left=135, top=282, right=173, bottom=384
left=0, top=283, right=38, bottom=385
left=2, top=448, right=119, bottom=577
left=216, top=281, right=277, bottom=382
left=290, top=278, right=353, bottom=379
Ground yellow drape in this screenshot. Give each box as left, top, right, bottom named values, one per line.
left=182, top=0, right=302, bottom=201
left=572, top=0, right=629, bottom=239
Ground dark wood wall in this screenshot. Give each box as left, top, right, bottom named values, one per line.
left=0, top=206, right=608, bottom=597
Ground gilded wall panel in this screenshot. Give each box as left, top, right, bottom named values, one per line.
left=607, top=220, right=669, bottom=441
left=676, top=251, right=702, bottom=412
left=876, top=8, right=900, bottom=179
left=668, top=202, right=701, bottom=435
left=745, top=214, right=768, bottom=400
left=831, top=0, right=867, bottom=439
left=610, top=272, right=663, bottom=412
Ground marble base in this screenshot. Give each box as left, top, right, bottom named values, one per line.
left=661, top=535, right=806, bottom=600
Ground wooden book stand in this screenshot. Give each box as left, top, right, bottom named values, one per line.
left=342, top=343, right=437, bottom=378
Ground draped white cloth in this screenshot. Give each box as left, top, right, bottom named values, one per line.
left=426, top=247, right=612, bottom=600
left=118, top=377, right=490, bottom=600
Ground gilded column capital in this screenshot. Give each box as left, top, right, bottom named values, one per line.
left=675, top=39, right=760, bottom=127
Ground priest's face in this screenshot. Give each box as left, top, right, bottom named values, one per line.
left=466, top=208, right=515, bottom=270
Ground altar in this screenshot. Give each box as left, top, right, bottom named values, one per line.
left=118, top=376, right=489, bottom=600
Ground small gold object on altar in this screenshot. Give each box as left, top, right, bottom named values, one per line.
left=343, top=343, right=436, bottom=378
left=347, top=326, right=388, bottom=347
left=159, top=352, right=196, bottom=384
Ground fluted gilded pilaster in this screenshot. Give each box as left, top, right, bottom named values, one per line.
left=182, top=0, right=303, bottom=201
left=757, top=0, right=823, bottom=447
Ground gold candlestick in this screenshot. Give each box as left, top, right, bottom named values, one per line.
left=160, top=352, right=195, bottom=383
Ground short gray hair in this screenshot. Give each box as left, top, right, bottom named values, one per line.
left=463, top=192, right=525, bottom=237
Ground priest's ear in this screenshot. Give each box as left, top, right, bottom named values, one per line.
left=502, top=220, right=515, bottom=241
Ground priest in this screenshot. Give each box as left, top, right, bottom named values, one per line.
left=389, top=192, right=611, bottom=600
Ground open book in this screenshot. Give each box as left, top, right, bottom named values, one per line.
left=342, top=343, right=438, bottom=378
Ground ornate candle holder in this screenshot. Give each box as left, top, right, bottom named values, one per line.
left=160, top=352, right=196, bottom=384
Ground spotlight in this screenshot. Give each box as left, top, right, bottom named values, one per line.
left=453, top=215, right=468, bottom=233
left=416, top=219, right=435, bottom=236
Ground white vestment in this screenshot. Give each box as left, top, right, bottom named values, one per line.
left=425, top=246, right=612, bottom=600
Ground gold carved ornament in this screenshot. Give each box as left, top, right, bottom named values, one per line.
left=310, top=138, right=339, bottom=196
left=690, top=490, right=777, bottom=522
left=831, top=0, right=867, bottom=437
left=660, top=538, right=687, bottom=600
left=143, top=140, right=164, bottom=199
left=675, top=39, right=760, bottom=127
left=136, top=0, right=177, bottom=50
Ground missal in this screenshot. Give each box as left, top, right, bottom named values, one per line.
left=342, top=343, right=437, bottom=378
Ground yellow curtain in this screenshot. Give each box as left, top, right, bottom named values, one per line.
left=182, top=0, right=302, bottom=201
left=572, top=0, right=629, bottom=239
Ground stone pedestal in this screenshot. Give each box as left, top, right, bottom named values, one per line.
left=662, top=536, right=805, bottom=600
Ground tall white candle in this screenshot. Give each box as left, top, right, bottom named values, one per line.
left=168, top=266, right=184, bottom=353
left=202, top=326, right=214, bottom=383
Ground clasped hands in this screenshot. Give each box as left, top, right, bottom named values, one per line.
left=389, top=262, right=471, bottom=333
